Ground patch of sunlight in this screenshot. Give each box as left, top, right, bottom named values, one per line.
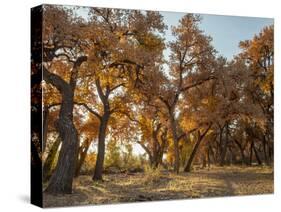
left=90, top=185, right=109, bottom=194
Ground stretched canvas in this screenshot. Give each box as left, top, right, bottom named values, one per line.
left=31, top=4, right=274, bottom=208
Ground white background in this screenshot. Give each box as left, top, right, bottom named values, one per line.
left=0, top=0, right=280, bottom=211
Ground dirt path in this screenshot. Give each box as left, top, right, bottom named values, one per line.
left=43, top=166, right=273, bottom=207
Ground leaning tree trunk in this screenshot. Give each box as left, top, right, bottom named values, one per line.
left=184, top=132, right=201, bottom=172
left=184, top=124, right=212, bottom=172
left=137, top=140, right=153, bottom=167
left=93, top=112, right=109, bottom=181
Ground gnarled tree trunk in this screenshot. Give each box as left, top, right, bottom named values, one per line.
left=44, top=56, right=87, bottom=194
left=45, top=87, right=79, bottom=193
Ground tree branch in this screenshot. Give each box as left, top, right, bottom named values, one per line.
left=159, top=96, right=171, bottom=110
left=55, top=53, right=75, bottom=63
left=136, top=140, right=152, bottom=159
left=177, top=127, right=198, bottom=141
left=45, top=103, right=61, bottom=110
left=199, top=123, right=213, bottom=140
left=109, top=59, right=144, bottom=69
left=116, top=110, right=142, bottom=125
left=110, top=83, right=125, bottom=93
left=43, top=66, right=68, bottom=93
left=95, top=78, right=107, bottom=104
left=75, top=102, right=102, bottom=121
left=181, top=76, right=216, bottom=92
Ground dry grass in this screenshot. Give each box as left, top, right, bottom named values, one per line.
left=43, top=165, right=273, bottom=207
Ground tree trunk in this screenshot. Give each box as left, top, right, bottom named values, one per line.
left=93, top=112, right=109, bottom=181
left=220, top=122, right=229, bottom=166
left=156, top=130, right=168, bottom=167
left=207, top=147, right=211, bottom=168
left=209, top=145, right=217, bottom=164
left=169, top=113, right=180, bottom=174
left=43, top=136, right=61, bottom=182
left=262, top=135, right=268, bottom=165
left=228, top=146, right=234, bottom=165
left=184, top=132, right=201, bottom=172
left=75, top=139, right=91, bottom=177
left=249, top=141, right=253, bottom=165
left=202, top=153, right=207, bottom=168
left=43, top=53, right=87, bottom=195
left=252, top=141, right=262, bottom=165
left=42, top=53, right=87, bottom=194
left=233, top=139, right=246, bottom=165
left=184, top=124, right=212, bottom=172
left=268, top=141, right=273, bottom=163
left=45, top=88, right=79, bottom=194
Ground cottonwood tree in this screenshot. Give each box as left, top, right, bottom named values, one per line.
left=158, top=14, right=217, bottom=173
left=123, top=99, right=169, bottom=168
left=73, top=8, right=166, bottom=180
left=42, top=5, right=92, bottom=194
left=178, top=51, right=264, bottom=170
left=177, top=75, right=215, bottom=172
left=239, top=25, right=274, bottom=164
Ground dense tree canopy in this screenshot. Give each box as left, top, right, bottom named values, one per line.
left=35, top=5, right=274, bottom=195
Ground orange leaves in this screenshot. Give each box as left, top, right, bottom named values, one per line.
left=41, top=6, right=273, bottom=171
left=49, top=59, right=72, bottom=82
left=79, top=116, right=99, bottom=140
left=239, top=25, right=273, bottom=71
left=42, top=81, right=62, bottom=107
left=180, top=117, right=197, bottom=132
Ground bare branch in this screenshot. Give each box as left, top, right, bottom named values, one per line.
left=181, top=76, right=216, bottom=92
left=74, top=102, right=102, bottom=121
left=109, top=83, right=125, bottom=93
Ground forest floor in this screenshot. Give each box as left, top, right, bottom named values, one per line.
left=43, top=165, right=274, bottom=207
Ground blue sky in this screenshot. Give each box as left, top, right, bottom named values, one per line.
left=74, top=6, right=273, bottom=60
left=161, top=11, right=273, bottom=60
